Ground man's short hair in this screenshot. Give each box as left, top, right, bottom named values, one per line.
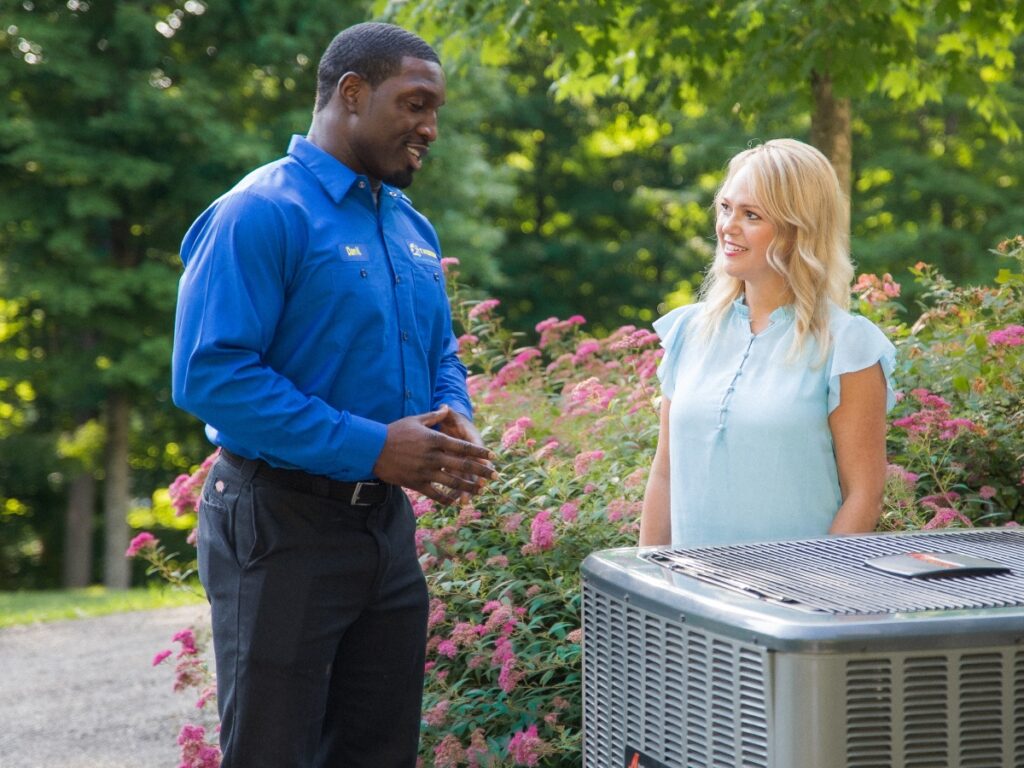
left=315, top=22, right=440, bottom=112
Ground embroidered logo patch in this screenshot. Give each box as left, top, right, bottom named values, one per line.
left=408, top=242, right=438, bottom=260
left=339, top=244, right=369, bottom=261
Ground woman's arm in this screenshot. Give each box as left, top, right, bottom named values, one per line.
left=640, top=397, right=673, bottom=546
left=828, top=363, right=888, bottom=534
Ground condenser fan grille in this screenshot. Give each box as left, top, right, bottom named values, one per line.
left=645, top=529, right=1024, bottom=615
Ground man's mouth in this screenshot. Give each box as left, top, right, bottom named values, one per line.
left=407, top=143, right=428, bottom=170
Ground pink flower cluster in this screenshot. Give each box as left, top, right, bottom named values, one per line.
left=892, top=388, right=984, bottom=441
left=853, top=272, right=901, bottom=304
left=522, top=509, right=556, bottom=554
left=535, top=314, right=586, bottom=349
left=572, top=339, right=602, bottom=363
left=177, top=724, right=220, bottom=768
left=987, top=324, right=1024, bottom=347
left=886, top=463, right=919, bottom=488
left=501, top=416, right=534, bottom=449
left=423, top=699, right=450, bottom=728
left=507, top=724, right=549, bottom=766
left=125, top=532, right=158, bottom=558
left=155, top=625, right=216, bottom=722
left=490, top=348, right=542, bottom=392
left=608, top=327, right=661, bottom=351
left=167, top=452, right=218, bottom=517
left=923, top=508, right=973, bottom=530
left=431, top=729, right=493, bottom=768
left=468, top=298, right=501, bottom=319
left=406, top=490, right=435, bottom=519
left=559, top=501, right=579, bottom=522
left=457, top=333, right=479, bottom=353
left=433, top=733, right=465, bottom=767
left=573, top=450, right=605, bottom=476
left=566, top=376, right=619, bottom=414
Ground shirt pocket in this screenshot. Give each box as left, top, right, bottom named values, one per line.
left=409, top=257, right=447, bottom=341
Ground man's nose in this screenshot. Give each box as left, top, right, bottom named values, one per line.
left=418, top=111, right=438, bottom=142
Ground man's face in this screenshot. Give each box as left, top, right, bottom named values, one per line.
left=346, top=56, right=445, bottom=188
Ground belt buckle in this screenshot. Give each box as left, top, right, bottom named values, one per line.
left=350, top=481, right=372, bottom=506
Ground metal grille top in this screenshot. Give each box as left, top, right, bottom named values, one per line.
left=644, top=528, right=1024, bottom=615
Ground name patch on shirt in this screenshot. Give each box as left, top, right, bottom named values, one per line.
left=339, top=244, right=369, bottom=262
left=408, top=242, right=438, bottom=260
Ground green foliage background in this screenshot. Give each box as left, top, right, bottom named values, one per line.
left=0, top=1, right=1022, bottom=588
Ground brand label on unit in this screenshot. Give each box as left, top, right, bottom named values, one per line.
left=623, top=747, right=669, bottom=768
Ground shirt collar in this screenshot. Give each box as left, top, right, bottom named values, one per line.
left=287, top=134, right=370, bottom=205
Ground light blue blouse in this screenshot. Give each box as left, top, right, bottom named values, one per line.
left=654, top=299, right=896, bottom=548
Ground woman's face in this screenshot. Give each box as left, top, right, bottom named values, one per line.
left=715, top=164, right=784, bottom=292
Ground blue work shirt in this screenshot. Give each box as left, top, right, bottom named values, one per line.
left=172, top=135, right=472, bottom=481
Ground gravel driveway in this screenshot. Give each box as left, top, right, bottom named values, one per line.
left=0, top=604, right=214, bottom=768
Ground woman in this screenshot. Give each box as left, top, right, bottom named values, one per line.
left=640, top=139, right=895, bottom=548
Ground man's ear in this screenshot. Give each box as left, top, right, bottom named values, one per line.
left=337, top=71, right=365, bottom=113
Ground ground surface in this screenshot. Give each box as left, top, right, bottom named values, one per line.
left=0, top=604, right=214, bottom=768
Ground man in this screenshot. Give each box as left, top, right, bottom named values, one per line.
left=171, top=22, right=495, bottom=768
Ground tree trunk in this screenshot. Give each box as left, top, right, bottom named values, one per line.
left=102, top=391, right=132, bottom=589
left=809, top=70, right=853, bottom=240
left=63, top=471, right=96, bottom=588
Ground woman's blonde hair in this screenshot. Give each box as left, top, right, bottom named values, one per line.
left=695, top=138, right=853, bottom=361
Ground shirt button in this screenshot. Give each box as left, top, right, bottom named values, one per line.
left=395, top=276, right=402, bottom=284
left=359, top=269, right=367, bottom=278
left=358, top=181, right=366, bottom=189
left=389, top=191, right=397, bottom=197
left=405, top=389, right=412, bottom=399
left=401, top=331, right=409, bottom=341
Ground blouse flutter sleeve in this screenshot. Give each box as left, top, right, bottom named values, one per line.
left=653, top=304, right=703, bottom=398
left=827, top=314, right=897, bottom=414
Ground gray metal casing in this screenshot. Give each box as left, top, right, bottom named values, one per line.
left=581, top=530, right=1024, bottom=768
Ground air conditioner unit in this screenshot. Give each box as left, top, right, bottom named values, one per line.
left=581, top=528, right=1024, bottom=768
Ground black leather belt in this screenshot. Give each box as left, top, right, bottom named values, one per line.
left=219, top=448, right=391, bottom=507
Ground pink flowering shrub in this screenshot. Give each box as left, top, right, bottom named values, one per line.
left=127, top=481, right=216, bottom=767
left=405, top=269, right=663, bottom=764
left=145, top=239, right=1024, bottom=766
left=862, top=236, right=1024, bottom=531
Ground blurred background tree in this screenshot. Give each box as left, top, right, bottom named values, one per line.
left=0, top=0, right=1021, bottom=588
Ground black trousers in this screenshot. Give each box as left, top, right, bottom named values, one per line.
left=197, top=454, right=428, bottom=768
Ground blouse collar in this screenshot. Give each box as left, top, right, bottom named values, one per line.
left=731, top=296, right=795, bottom=323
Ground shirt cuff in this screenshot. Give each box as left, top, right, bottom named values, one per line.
left=338, top=415, right=389, bottom=480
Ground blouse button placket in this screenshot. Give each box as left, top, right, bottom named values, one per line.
left=717, top=334, right=756, bottom=432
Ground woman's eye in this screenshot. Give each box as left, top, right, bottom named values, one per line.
left=746, top=211, right=760, bottom=220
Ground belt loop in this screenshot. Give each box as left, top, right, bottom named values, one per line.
left=223, top=448, right=260, bottom=484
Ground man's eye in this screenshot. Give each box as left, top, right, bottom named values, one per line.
left=409, top=101, right=424, bottom=111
